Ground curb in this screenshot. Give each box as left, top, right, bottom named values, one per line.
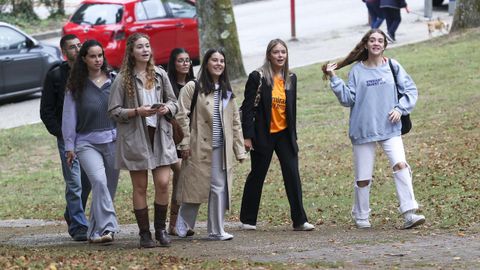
left=32, top=30, right=61, bottom=41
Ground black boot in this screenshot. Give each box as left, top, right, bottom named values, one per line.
left=154, top=203, right=171, bottom=247
left=134, top=207, right=156, bottom=248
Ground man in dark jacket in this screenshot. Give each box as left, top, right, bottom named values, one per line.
left=40, top=34, right=91, bottom=241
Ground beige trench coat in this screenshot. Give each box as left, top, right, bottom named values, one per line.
left=108, top=66, right=178, bottom=170
left=175, top=81, right=247, bottom=207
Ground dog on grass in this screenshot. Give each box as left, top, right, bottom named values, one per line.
left=427, top=18, right=449, bottom=36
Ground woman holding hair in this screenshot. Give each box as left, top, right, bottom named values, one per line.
left=175, top=48, right=247, bottom=241
left=108, top=33, right=178, bottom=248
left=62, top=39, right=119, bottom=243
left=166, top=48, right=195, bottom=236
left=239, top=39, right=314, bottom=232
left=322, top=29, right=425, bottom=229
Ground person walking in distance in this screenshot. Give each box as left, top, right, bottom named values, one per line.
left=63, top=39, right=120, bottom=243
left=239, top=39, right=315, bottom=232
left=380, top=0, right=408, bottom=42
left=109, top=33, right=179, bottom=248
left=322, top=29, right=425, bottom=229
left=40, top=34, right=91, bottom=241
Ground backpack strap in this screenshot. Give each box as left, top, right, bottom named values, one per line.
left=188, top=80, right=199, bottom=119
left=388, top=58, right=402, bottom=99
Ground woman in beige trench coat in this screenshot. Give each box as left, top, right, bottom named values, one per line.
left=175, top=48, right=247, bottom=241
left=108, top=33, right=178, bottom=248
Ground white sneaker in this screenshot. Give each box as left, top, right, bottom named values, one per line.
left=355, top=218, right=371, bottom=229
left=208, top=232, right=234, bottom=241
left=293, top=222, right=315, bottom=231
left=175, top=215, right=188, bottom=237
left=240, top=223, right=256, bottom=230
left=403, top=211, right=425, bottom=229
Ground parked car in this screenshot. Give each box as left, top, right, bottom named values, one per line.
left=0, top=22, right=62, bottom=100
left=62, top=0, right=199, bottom=69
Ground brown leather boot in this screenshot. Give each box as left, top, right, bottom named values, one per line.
left=168, top=202, right=180, bottom=236
left=134, top=208, right=156, bottom=248
left=154, top=203, right=171, bottom=247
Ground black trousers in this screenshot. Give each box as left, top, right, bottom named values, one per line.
left=239, top=129, right=308, bottom=228
left=383, top=7, right=401, bottom=40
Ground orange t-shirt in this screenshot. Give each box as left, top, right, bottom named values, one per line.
left=270, top=75, right=287, bottom=133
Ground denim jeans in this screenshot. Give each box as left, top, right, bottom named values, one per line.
left=57, top=138, right=90, bottom=236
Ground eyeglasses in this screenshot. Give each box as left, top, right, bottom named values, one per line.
left=176, top=58, right=192, bottom=64
left=66, top=43, right=82, bottom=51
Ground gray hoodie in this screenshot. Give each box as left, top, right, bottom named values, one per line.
left=330, top=59, right=417, bottom=145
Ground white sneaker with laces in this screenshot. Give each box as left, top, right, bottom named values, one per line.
left=240, top=223, right=256, bottom=230
left=293, top=222, right=315, bottom=231
left=355, top=218, right=371, bottom=229
left=403, top=210, right=425, bottom=229
left=208, top=232, right=234, bottom=241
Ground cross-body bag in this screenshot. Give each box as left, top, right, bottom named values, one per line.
left=388, top=59, right=412, bottom=135
left=240, top=70, right=263, bottom=122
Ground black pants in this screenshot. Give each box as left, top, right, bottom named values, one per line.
left=239, top=129, right=308, bottom=228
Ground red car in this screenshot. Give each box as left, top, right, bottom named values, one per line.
left=62, top=0, right=199, bottom=69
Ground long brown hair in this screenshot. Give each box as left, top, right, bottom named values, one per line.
left=260, top=39, right=291, bottom=89
left=119, top=33, right=156, bottom=99
left=321, top=29, right=388, bottom=79
left=67, top=39, right=110, bottom=100
left=197, top=48, right=233, bottom=99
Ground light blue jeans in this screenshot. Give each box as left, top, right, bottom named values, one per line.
left=57, top=138, right=89, bottom=236
left=75, top=141, right=119, bottom=239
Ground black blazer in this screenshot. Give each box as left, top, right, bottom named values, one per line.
left=241, top=70, right=298, bottom=154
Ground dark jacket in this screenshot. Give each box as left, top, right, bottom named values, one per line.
left=40, top=61, right=70, bottom=138
left=241, top=70, right=298, bottom=154
left=380, top=0, right=406, bottom=9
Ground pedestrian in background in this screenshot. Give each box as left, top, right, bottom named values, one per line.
left=40, top=34, right=91, bottom=241
left=322, top=29, right=425, bottom=229
left=109, top=33, right=178, bottom=248
left=63, top=39, right=119, bottom=243
left=380, top=0, right=408, bottom=42
left=175, top=48, right=247, bottom=241
left=364, top=0, right=384, bottom=29
left=239, top=39, right=315, bottom=232
left=166, top=47, right=195, bottom=236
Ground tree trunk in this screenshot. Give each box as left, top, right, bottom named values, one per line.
left=196, top=0, right=246, bottom=80
left=450, top=0, right=480, bottom=32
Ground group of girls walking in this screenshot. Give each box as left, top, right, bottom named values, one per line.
left=61, top=28, right=425, bottom=247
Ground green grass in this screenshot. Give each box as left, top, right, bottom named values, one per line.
left=0, top=29, right=479, bottom=268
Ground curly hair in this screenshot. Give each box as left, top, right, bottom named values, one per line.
left=321, top=29, right=388, bottom=80
left=119, top=33, right=156, bottom=99
left=67, top=39, right=110, bottom=100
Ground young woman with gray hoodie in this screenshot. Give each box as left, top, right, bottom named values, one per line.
left=322, top=29, right=425, bottom=230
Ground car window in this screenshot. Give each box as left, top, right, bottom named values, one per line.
left=139, top=0, right=167, bottom=20
left=70, top=3, right=123, bottom=25
left=166, top=0, right=196, bottom=18
left=134, top=2, right=148, bottom=21
left=0, top=26, right=27, bottom=51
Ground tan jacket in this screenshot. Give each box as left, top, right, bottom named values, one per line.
left=108, top=66, right=178, bottom=170
left=175, top=81, right=247, bottom=206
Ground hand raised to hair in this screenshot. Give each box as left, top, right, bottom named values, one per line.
left=325, top=62, right=338, bottom=77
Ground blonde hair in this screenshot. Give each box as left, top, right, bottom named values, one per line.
left=260, top=39, right=291, bottom=89
left=119, top=33, right=156, bottom=98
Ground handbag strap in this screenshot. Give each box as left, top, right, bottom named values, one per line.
left=188, top=80, right=199, bottom=119
left=388, top=58, right=402, bottom=99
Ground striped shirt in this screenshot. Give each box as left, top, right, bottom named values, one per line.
left=212, top=87, right=224, bottom=148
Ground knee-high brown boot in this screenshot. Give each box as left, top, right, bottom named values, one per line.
left=154, top=203, right=171, bottom=247
left=134, top=207, right=156, bottom=248
left=168, top=201, right=180, bottom=236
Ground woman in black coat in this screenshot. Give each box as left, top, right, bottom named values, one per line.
left=239, top=39, right=314, bottom=231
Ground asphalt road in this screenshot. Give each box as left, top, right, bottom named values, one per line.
left=0, top=0, right=451, bottom=129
